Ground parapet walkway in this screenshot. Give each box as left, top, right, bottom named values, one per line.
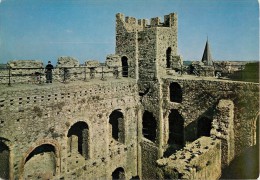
left=0, top=77, right=136, bottom=92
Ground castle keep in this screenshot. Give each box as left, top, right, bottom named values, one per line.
left=0, top=12, right=259, bottom=180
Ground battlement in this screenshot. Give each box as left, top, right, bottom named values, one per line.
left=116, top=12, right=177, bottom=31
left=1, top=11, right=258, bottom=180
left=0, top=56, right=129, bottom=84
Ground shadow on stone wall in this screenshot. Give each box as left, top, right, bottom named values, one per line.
left=229, top=62, right=259, bottom=83
left=220, top=145, right=259, bottom=179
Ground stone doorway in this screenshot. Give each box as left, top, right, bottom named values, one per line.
left=168, top=109, right=184, bottom=146
left=169, top=82, right=182, bottom=103
left=197, top=116, right=212, bottom=138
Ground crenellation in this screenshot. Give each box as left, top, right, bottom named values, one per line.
left=125, top=16, right=137, bottom=25
left=116, top=13, right=125, bottom=21
left=150, top=17, right=161, bottom=26
left=0, top=11, right=258, bottom=180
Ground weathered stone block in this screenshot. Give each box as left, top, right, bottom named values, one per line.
left=57, top=56, right=80, bottom=67
left=85, top=60, right=100, bottom=68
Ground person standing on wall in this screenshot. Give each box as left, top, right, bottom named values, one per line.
left=45, top=61, right=54, bottom=83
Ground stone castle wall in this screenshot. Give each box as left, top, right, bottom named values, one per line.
left=157, top=137, right=222, bottom=180
left=137, top=76, right=259, bottom=179
left=0, top=56, right=123, bottom=84
left=161, top=78, right=259, bottom=154
left=0, top=79, right=139, bottom=179
left=0, top=11, right=259, bottom=180
left=0, top=66, right=258, bottom=179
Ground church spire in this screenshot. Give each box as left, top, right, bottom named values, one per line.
left=201, top=38, right=213, bottom=66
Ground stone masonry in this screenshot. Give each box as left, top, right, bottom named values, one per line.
left=0, top=12, right=259, bottom=180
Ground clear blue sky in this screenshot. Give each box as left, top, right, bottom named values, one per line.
left=0, top=0, right=259, bottom=64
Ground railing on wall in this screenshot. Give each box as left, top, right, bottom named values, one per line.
left=0, top=65, right=131, bottom=86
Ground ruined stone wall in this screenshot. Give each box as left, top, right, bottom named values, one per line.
left=135, top=13, right=181, bottom=179
left=161, top=78, right=259, bottom=155
left=157, top=137, right=221, bottom=180
left=138, top=78, right=165, bottom=180
left=156, top=13, right=178, bottom=75
left=138, top=29, right=157, bottom=81
left=211, top=99, right=235, bottom=168
left=116, top=13, right=139, bottom=79
left=0, top=79, right=139, bottom=179
left=0, top=58, right=123, bottom=84
left=116, top=13, right=180, bottom=80
left=0, top=60, right=45, bottom=84
left=141, top=139, right=159, bottom=179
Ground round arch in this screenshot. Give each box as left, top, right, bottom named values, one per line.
left=67, top=121, right=90, bottom=159
left=20, top=140, right=60, bottom=179
left=109, top=109, right=125, bottom=143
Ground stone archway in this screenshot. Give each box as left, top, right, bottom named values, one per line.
left=109, top=110, right=125, bottom=143
left=67, top=121, right=89, bottom=159
left=23, top=144, right=56, bottom=179
left=168, top=109, right=184, bottom=146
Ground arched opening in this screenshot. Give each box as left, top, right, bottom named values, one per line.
left=142, top=111, right=157, bottom=143
left=197, top=116, right=212, bottom=138
left=121, top=56, right=128, bottom=77
left=166, top=47, right=171, bottom=68
left=112, top=167, right=125, bottom=180
left=109, top=110, right=124, bottom=143
left=0, top=142, right=9, bottom=179
left=169, top=82, right=182, bottom=103
left=168, top=109, right=184, bottom=146
left=24, top=144, right=56, bottom=179
left=67, top=121, right=89, bottom=159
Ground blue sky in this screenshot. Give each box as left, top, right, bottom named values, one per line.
left=0, top=0, right=259, bottom=64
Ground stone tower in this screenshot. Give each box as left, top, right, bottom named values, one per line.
left=201, top=38, right=213, bottom=66
left=116, top=12, right=183, bottom=80
left=0, top=12, right=259, bottom=180
left=116, top=12, right=183, bottom=179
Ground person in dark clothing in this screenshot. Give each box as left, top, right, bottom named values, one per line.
left=45, top=61, right=54, bottom=83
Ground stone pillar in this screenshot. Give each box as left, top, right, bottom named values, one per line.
left=137, top=108, right=143, bottom=179
left=211, top=99, right=235, bottom=168
left=118, top=117, right=125, bottom=144
left=70, top=135, right=78, bottom=154
left=82, top=129, right=89, bottom=159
